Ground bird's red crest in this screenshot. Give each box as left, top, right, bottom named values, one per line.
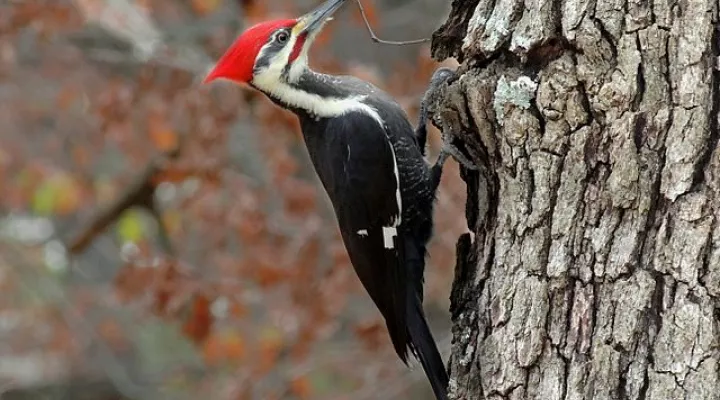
left=204, top=19, right=296, bottom=84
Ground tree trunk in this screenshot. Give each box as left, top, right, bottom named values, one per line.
left=428, top=0, right=720, bottom=399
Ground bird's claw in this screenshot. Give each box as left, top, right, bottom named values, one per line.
left=429, top=136, right=478, bottom=191
left=416, top=67, right=457, bottom=156
left=439, top=140, right=478, bottom=170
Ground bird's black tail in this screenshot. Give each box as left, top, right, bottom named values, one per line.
left=407, top=290, right=449, bottom=400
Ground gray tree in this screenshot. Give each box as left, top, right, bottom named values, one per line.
left=427, top=0, right=720, bottom=399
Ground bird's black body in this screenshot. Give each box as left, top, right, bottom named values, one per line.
left=262, top=71, right=449, bottom=399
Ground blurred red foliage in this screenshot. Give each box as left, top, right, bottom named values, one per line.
left=0, top=0, right=462, bottom=398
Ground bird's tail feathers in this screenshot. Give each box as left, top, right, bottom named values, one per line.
left=384, top=244, right=411, bottom=365
left=407, top=291, right=449, bottom=400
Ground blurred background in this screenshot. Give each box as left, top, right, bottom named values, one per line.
left=0, top=0, right=464, bottom=398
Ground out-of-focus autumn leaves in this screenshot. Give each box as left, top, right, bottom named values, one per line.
left=290, top=376, right=312, bottom=399
left=242, top=0, right=271, bottom=23
left=0, top=0, right=461, bottom=398
left=98, top=319, right=130, bottom=351
left=183, top=294, right=213, bottom=344
left=148, top=109, right=180, bottom=152
left=191, top=0, right=222, bottom=16
left=256, top=329, right=285, bottom=374
left=32, top=172, right=84, bottom=215
left=353, top=319, right=386, bottom=351
left=203, top=330, right=246, bottom=365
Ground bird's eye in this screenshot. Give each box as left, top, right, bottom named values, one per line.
left=276, top=31, right=289, bottom=43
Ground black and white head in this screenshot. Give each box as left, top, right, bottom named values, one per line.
left=203, top=0, right=345, bottom=90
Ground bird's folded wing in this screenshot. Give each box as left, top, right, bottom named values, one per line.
left=326, top=113, right=412, bottom=360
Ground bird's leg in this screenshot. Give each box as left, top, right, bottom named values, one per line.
left=429, top=150, right=447, bottom=192
left=417, top=67, right=479, bottom=192
left=415, top=67, right=456, bottom=156
left=430, top=134, right=479, bottom=192
left=415, top=106, right=430, bottom=157
left=439, top=137, right=478, bottom=171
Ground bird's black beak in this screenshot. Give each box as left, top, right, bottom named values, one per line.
left=294, top=0, right=346, bottom=36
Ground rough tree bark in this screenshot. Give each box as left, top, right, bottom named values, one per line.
left=427, top=0, right=720, bottom=399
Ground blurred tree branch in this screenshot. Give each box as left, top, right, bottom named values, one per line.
left=61, top=0, right=233, bottom=255
left=66, top=146, right=179, bottom=256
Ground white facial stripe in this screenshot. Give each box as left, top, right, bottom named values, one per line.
left=254, top=77, right=385, bottom=123
left=288, top=48, right=308, bottom=82
left=252, top=24, right=327, bottom=89
left=287, top=30, right=319, bottom=82
left=254, top=29, right=295, bottom=77
left=251, top=22, right=379, bottom=122
left=253, top=28, right=310, bottom=85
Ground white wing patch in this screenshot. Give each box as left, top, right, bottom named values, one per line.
left=383, top=226, right=397, bottom=249
left=357, top=229, right=368, bottom=237
left=382, top=138, right=402, bottom=250
left=386, top=140, right=402, bottom=227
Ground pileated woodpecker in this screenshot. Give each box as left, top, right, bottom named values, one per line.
left=204, top=1, right=459, bottom=398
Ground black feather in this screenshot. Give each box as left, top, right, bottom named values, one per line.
left=408, top=292, right=449, bottom=400
left=404, top=234, right=449, bottom=400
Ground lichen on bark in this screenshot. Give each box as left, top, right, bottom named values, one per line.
left=429, top=0, right=720, bottom=398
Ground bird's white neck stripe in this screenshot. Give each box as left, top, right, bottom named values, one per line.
left=254, top=79, right=384, bottom=126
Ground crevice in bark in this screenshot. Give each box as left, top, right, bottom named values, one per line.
left=636, top=101, right=670, bottom=279
left=460, top=75, right=497, bottom=164
left=648, top=273, right=665, bottom=328
left=605, top=209, right=629, bottom=281
left=662, top=34, right=674, bottom=106
left=594, top=19, right=619, bottom=60
left=692, top=23, right=720, bottom=188
left=479, top=239, right=494, bottom=322
left=589, top=281, right=601, bottom=352
left=431, top=0, right=482, bottom=62
left=562, top=279, right=577, bottom=349
left=618, top=356, right=630, bottom=400
left=633, top=33, right=646, bottom=111
left=583, top=131, right=603, bottom=171
left=463, top=166, right=481, bottom=237
left=523, top=38, right=577, bottom=72
left=643, top=270, right=666, bottom=396
left=458, top=52, right=505, bottom=83
left=561, top=351, right=571, bottom=400
left=450, top=232, right=478, bottom=319
left=698, top=216, right=715, bottom=288
left=637, top=363, right=651, bottom=400
left=632, top=112, right=647, bottom=154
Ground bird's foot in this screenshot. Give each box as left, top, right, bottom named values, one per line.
left=415, top=67, right=457, bottom=155
left=439, top=140, right=478, bottom=171
left=429, top=137, right=478, bottom=191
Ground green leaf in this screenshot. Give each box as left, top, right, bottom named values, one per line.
left=117, top=210, right=145, bottom=242
left=32, top=180, right=57, bottom=216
